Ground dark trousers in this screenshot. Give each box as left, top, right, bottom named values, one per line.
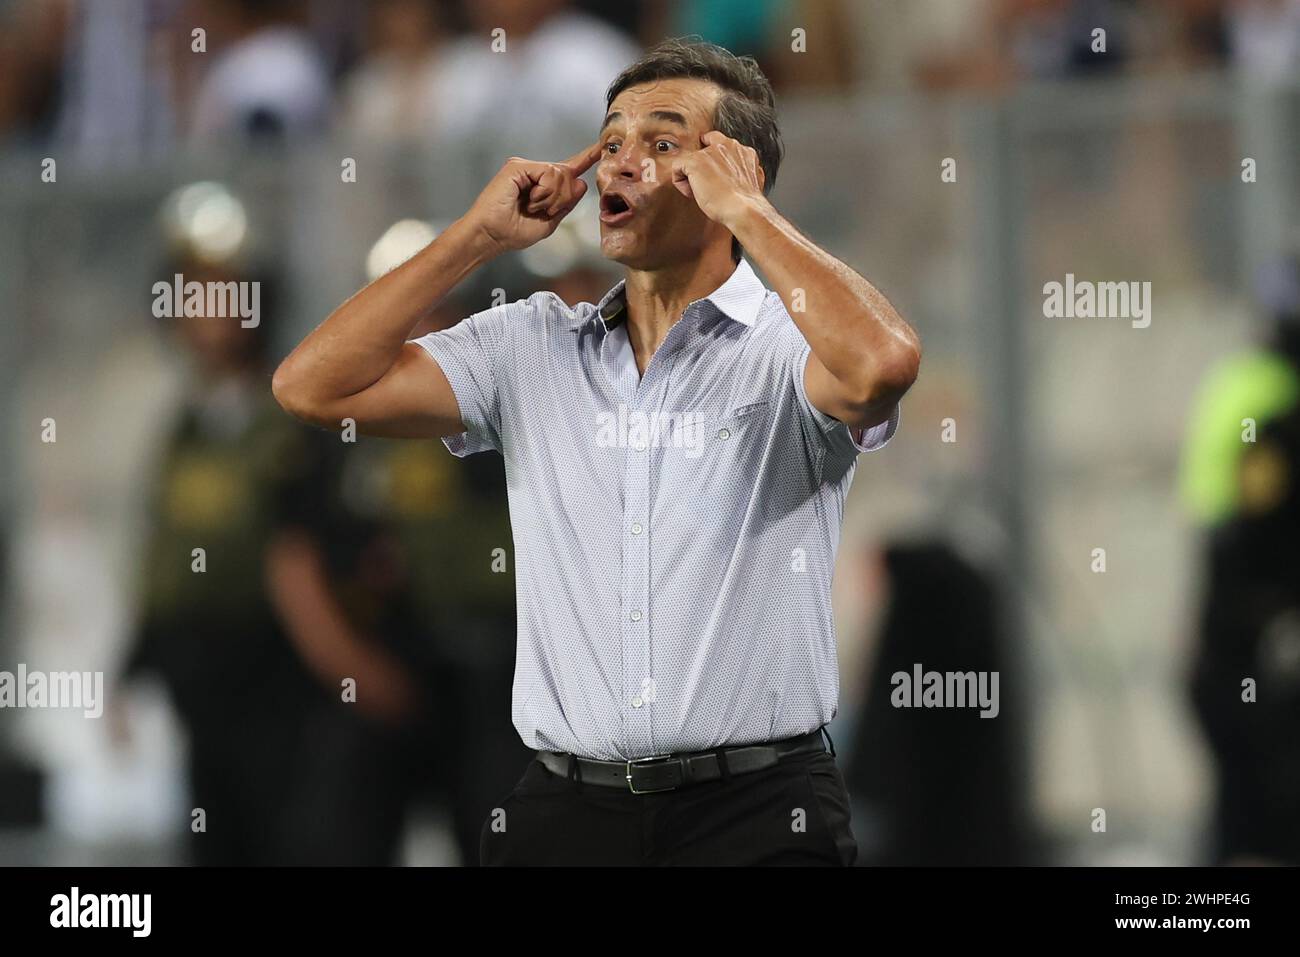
left=480, top=748, right=858, bottom=866
left=184, top=700, right=408, bottom=866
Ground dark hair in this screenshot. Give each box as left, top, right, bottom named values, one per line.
left=606, top=38, right=783, bottom=261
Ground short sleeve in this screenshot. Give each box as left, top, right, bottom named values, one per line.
left=792, top=339, right=900, bottom=459
left=411, top=305, right=513, bottom=457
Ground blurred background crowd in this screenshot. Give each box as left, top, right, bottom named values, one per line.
left=1, top=0, right=1299, bottom=866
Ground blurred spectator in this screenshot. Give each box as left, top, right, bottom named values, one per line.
left=576, top=0, right=646, bottom=39
left=52, top=0, right=181, bottom=166
left=0, top=0, right=73, bottom=147
left=431, top=0, right=639, bottom=157
left=337, top=0, right=452, bottom=143
left=188, top=0, right=332, bottom=143
left=653, top=0, right=858, bottom=92
left=999, top=0, right=1132, bottom=79
left=858, top=0, right=1133, bottom=95
left=854, top=0, right=1001, bottom=93
left=766, top=0, right=860, bottom=91
left=1149, top=0, right=1230, bottom=70
left=662, top=0, right=785, bottom=55
left=1226, top=0, right=1300, bottom=84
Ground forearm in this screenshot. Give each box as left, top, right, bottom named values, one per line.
left=730, top=197, right=919, bottom=404
left=265, top=533, right=418, bottom=724
left=274, top=216, right=497, bottom=407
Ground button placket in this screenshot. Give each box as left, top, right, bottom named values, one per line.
left=620, top=396, right=655, bottom=757
left=617, top=309, right=696, bottom=757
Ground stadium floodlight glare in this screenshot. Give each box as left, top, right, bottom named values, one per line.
left=160, top=181, right=249, bottom=265
left=366, top=218, right=439, bottom=281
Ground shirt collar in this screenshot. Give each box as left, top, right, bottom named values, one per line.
left=584, top=258, right=768, bottom=332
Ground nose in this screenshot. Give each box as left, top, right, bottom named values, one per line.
left=609, top=141, right=645, bottom=182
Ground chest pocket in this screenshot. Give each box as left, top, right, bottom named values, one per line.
left=664, top=400, right=772, bottom=486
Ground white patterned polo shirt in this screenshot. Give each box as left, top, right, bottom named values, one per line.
left=413, top=257, right=899, bottom=760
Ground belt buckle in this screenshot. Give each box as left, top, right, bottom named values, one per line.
left=625, top=754, right=681, bottom=794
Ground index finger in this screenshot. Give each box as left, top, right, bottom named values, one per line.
left=563, top=141, right=603, bottom=175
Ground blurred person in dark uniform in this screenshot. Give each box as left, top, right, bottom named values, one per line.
left=119, top=184, right=422, bottom=864
left=338, top=224, right=531, bottom=863
left=844, top=541, right=1034, bottom=866
left=1183, top=253, right=1300, bottom=865
left=341, top=414, right=525, bottom=865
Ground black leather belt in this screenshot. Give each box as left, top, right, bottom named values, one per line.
left=535, top=728, right=828, bottom=794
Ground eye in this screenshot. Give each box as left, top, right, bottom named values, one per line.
left=655, top=140, right=676, bottom=153
left=604, top=140, right=620, bottom=154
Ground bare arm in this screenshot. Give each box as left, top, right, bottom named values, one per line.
left=734, top=200, right=919, bottom=430
left=265, top=531, right=418, bottom=725
left=273, top=218, right=494, bottom=437
left=272, top=143, right=602, bottom=437
left=672, top=132, right=920, bottom=431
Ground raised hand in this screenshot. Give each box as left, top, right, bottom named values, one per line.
left=670, top=130, right=767, bottom=229
left=467, top=142, right=604, bottom=255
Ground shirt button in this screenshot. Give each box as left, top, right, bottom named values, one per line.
left=718, top=428, right=731, bottom=440
left=630, top=610, right=642, bottom=622
left=631, top=522, right=643, bottom=535
left=631, top=695, right=643, bottom=708
left=633, top=440, right=647, bottom=451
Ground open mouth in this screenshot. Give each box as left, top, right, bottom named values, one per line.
left=599, top=191, right=635, bottom=225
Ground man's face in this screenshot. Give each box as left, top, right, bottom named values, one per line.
left=595, top=77, right=730, bottom=269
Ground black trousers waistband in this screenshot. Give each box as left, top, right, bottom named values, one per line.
left=535, top=728, right=829, bottom=794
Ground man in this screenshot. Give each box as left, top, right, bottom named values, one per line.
left=273, top=39, right=921, bottom=866
left=124, top=210, right=421, bottom=864
left=1181, top=254, right=1300, bottom=864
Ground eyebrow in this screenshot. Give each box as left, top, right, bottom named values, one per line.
left=599, top=110, right=690, bottom=134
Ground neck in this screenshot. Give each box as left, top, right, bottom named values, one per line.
left=621, top=245, right=737, bottom=374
